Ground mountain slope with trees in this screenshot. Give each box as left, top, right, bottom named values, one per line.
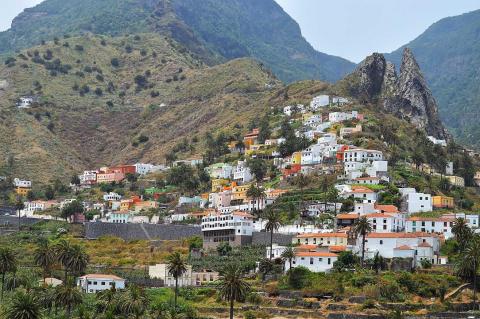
left=386, top=9, right=480, bottom=149
left=0, top=0, right=355, bottom=83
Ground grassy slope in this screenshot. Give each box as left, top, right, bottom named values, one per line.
left=0, top=33, right=280, bottom=183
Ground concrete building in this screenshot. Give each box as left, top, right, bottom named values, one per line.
left=405, top=217, right=454, bottom=239
left=201, top=211, right=254, bottom=250
left=149, top=264, right=219, bottom=287
left=310, top=95, right=330, bottom=110
left=399, top=188, right=432, bottom=214
left=77, top=274, right=125, bottom=293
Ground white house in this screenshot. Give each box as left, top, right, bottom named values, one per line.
left=103, top=192, right=122, bottom=201
left=287, top=251, right=338, bottom=273
left=399, top=188, right=432, bottom=214
left=201, top=211, right=254, bottom=249
left=303, top=114, right=323, bottom=127
left=294, top=232, right=348, bottom=246
left=79, top=171, right=97, bottom=186
left=77, top=274, right=125, bottom=293
left=13, top=178, right=31, bottom=188
left=331, top=97, right=349, bottom=105
left=17, top=97, right=33, bottom=109
left=233, top=161, right=253, bottom=184
left=108, top=212, right=132, bottom=223
left=301, top=144, right=324, bottom=165
left=340, top=186, right=378, bottom=203
left=266, top=244, right=287, bottom=259
left=428, top=136, right=447, bottom=147
left=149, top=264, right=219, bottom=287
left=366, top=213, right=405, bottom=233
left=310, top=95, right=330, bottom=110
left=134, top=163, right=164, bottom=175
left=358, top=232, right=442, bottom=267
left=206, top=163, right=234, bottom=179
left=328, top=111, right=358, bottom=123
left=283, top=104, right=305, bottom=116
left=343, top=149, right=383, bottom=163
left=405, top=217, right=454, bottom=239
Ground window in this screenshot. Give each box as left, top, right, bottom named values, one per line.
left=380, top=240, right=383, bottom=245
left=310, top=258, right=314, bottom=265
left=328, top=258, right=331, bottom=265
left=101, top=282, right=106, bottom=286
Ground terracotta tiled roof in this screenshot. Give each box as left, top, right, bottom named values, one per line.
left=366, top=232, right=439, bottom=239
left=79, top=274, right=124, bottom=280
left=296, top=232, right=348, bottom=238
left=337, top=213, right=359, bottom=220
left=394, top=245, right=413, bottom=250
left=295, top=244, right=319, bottom=251
left=365, top=213, right=394, bottom=218
left=328, top=245, right=347, bottom=252
left=375, top=204, right=399, bottom=213
left=295, top=251, right=338, bottom=257
left=350, top=186, right=374, bottom=193
left=418, top=242, right=432, bottom=248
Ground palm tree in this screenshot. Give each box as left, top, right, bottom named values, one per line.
left=353, top=216, right=372, bottom=267
left=456, top=234, right=480, bottom=310
left=4, top=289, right=41, bottom=319
left=55, top=239, right=74, bottom=282
left=55, top=283, right=83, bottom=318
left=281, top=245, right=295, bottom=272
left=166, top=251, right=188, bottom=309
left=34, top=239, right=56, bottom=284
left=326, top=187, right=340, bottom=230
left=371, top=252, right=386, bottom=275
left=452, top=217, right=472, bottom=251
left=67, top=244, right=89, bottom=277
left=218, top=263, right=251, bottom=319
left=263, top=209, right=283, bottom=260
left=246, top=184, right=265, bottom=213
left=0, top=247, right=17, bottom=300
left=14, top=196, right=25, bottom=230
left=119, top=285, right=148, bottom=319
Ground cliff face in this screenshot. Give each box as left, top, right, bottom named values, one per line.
left=337, top=48, right=449, bottom=139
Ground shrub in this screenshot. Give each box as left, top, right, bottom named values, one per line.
left=379, top=280, right=404, bottom=302
left=94, top=88, right=103, bottom=96
left=362, top=299, right=376, bottom=310
left=111, top=58, right=120, bottom=67
left=96, top=74, right=104, bottom=82
left=140, top=49, right=147, bottom=56
left=125, top=45, right=133, bottom=53
left=138, top=135, right=149, bottom=143
left=100, top=39, right=107, bottom=46
left=106, top=101, right=114, bottom=108
left=288, top=267, right=310, bottom=289
left=74, top=44, right=84, bottom=51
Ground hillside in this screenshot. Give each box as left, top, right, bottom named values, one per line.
left=386, top=9, right=480, bottom=149
left=0, top=0, right=355, bottom=83
left=0, top=33, right=281, bottom=183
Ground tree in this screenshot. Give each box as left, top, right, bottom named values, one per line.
left=217, top=242, right=232, bottom=256
left=0, top=247, right=16, bottom=300
left=281, top=245, right=295, bottom=271
left=354, top=216, right=372, bottom=267
left=452, top=218, right=472, bottom=251
left=246, top=184, right=265, bottom=213
left=70, top=174, right=80, bottom=186
left=34, top=239, right=56, bottom=284
left=411, top=148, right=425, bottom=170
left=15, top=197, right=25, bottom=230
left=55, top=283, right=83, bottom=318
left=246, top=158, right=268, bottom=182
left=326, top=187, right=340, bottom=230
left=258, top=258, right=274, bottom=281
left=370, top=252, right=387, bottom=274
left=257, top=116, right=271, bottom=144
left=67, top=244, right=89, bottom=277
left=166, top=251, right=188, bottom=309
left=61, top=200, right=84, bottom=221
left=218, top=263, right=251, bottom=319
left=456, top=234, right=480, bottom=310
left=44, top=185, right=55, bottom=200
left=119, top=285, right=148, bottom=319
left=287, top=266, right=310, bottom=289
left=263, top=209, right=283, bottom=260
left=292, top=174, right=310, bottom=213
left=55, top=240, right=74, bottom=281
left=4, top=289, right=41, bottom=319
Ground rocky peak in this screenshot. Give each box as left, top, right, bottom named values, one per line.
left=385, top=48, right=449, bottom=139
left=337, top=48, right=449, bottom=140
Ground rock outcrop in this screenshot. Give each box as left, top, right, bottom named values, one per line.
left=337, top=48, right=449, bottom=139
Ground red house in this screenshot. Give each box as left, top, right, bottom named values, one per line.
left=108, top=165, right=136, bottom=175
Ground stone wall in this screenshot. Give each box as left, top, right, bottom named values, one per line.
left=85, top=222, right=201, bottom=240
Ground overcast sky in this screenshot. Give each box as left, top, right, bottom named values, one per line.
left=1, top=0, right=480, bottom=62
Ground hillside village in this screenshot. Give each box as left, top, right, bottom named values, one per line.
left=1, top=2, right=480, bottom=318
left=2, top=86, right=480, bottom=317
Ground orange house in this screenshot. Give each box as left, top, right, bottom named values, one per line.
left=336, top=145, right=350, bottom=161
left=282, top=164, right=302, bottom=178
left=108, top=165, right=136, bottom=175
left=243, top=128, right=259, bottom=149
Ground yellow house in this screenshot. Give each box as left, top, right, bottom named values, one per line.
left=301, top=112, right=314, bottom=122
left=446, top=176, right=465, bottom=187
left=120, top=200, right=134, bottom=212
left=211, top=179, right=229, bottom=192
left=294, top=233, right=348, bottom=246
left=432, top=196, right=454, bottom=209
left=292, top=152, right=302, bottom=165
left=232, top=184, right=251, bottom=202
left=15, top=187, right=31, bottom=196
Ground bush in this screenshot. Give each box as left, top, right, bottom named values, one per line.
left=288, top=267, right=311, bottom=289
left=74, top=44, right=84, bottom=51
left=111, top=58, right=120, bottom=67
left=94, top=88, right=103, bottom=96
left=379, top=280, right=404, bottom=302
left=138, top=134, right=149, bottom=143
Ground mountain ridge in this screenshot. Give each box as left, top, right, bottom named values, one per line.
left=0, top=0, right=355, bottom=83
